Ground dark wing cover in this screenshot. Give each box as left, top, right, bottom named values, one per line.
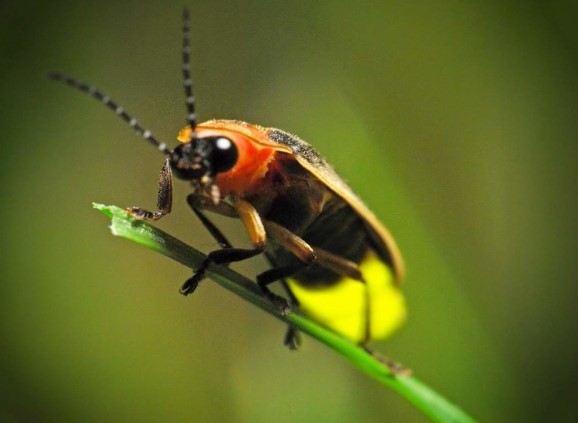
left=266, top=128, right=405, bottom=283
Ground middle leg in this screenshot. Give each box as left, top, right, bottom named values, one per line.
left=181, top=194, right=262, bottom=294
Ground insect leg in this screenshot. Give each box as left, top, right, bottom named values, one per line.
left=264, top=252, right=302, bottom=349
left=284, top=325, right=301, bottom=350
left=180, top=247, right=263, bottom=295
left=314, top=248, right=365, bottom=282
left=260, top=229, right=365, bottom=285
left=192, top=208, right=232, bottom=248
left=363, top=346, right=411, bottom=376
left=255, top=220, right=318, bottom=313
left=180, top=196, right=266, bottom=295
left=279, top=278, right=301, bottom=348
left=260, top=222, right=374, bottom=344
left=256, top=263, right=308, bottom=314
left=182, top=199, right=306, bottom=318
left=128, top=157, right=173, bottom=220
left=187, top=194, right=234, bottom=249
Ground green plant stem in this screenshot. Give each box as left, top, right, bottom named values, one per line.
left=94, top=203, right=477, bottom=423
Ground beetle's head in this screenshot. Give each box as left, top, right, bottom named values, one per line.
left=49, top=10, right=243, bottom=207
left=169, top=135, right=238, bottom=203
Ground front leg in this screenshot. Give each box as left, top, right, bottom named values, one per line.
left=128, top=157, right=173, bottom=220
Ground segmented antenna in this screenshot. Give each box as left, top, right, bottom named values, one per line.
left=48, top=72, right=171, bottom=155
left=182, top=8, right=197, bottom=132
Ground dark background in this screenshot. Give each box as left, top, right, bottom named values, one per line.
left=2, top=1, right=578, bottom=422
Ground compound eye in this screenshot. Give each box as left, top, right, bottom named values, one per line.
left=211, top=137, right=238, bottom=173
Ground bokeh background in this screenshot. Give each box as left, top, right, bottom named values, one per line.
left=2, top=1, right=578, bottom=422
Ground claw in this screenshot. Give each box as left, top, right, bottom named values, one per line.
left=364, top=347, right=412, bottom=376
left=265, top=292, right=292, bottom=315
left=284, top=325, right=301, bottom=350
left=179, top=276, right=200, bottom=295
left=126, top=207, right=163, bottom=221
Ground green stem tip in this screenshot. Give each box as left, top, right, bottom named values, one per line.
left=93, top=203, right=477, bottom=423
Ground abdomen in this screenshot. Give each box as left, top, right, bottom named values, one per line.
left=260, top=183, right=406, bottom=343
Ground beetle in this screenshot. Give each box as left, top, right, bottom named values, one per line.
left=50, top=9, right=406, bottom=357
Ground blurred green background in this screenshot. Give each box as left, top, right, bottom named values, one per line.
left=2, top=1, right=578, bottom=422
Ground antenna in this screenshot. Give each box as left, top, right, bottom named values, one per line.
left=49, top=10, right=198, bottom=153
left=181, top=8, right=197, bottom=132
left=48, top=72, right=171, bottom=155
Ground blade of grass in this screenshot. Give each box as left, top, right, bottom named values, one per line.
left=94, top=203, right=477, bottom=423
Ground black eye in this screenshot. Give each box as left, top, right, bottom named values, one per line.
left=211, top=137, right=238, bottom=173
